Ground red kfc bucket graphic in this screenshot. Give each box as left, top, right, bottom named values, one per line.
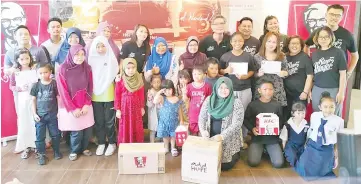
left=134, top=156, right=147, bottom=168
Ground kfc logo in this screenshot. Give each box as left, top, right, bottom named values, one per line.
left=134, top=156, right=147, bottom=168
left=303, top=3, right=328, bottom=34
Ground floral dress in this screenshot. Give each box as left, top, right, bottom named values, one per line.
left=157, top=98, right=182, bottom=138
left=253, top=53, right=288, bottom=106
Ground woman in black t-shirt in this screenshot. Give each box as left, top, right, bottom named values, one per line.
left=310, top=27, right=347, bottom=117
left=284, top=36, right=313, bottom=119
left=119, top=24, right=151, bottom=73
left=259, top=16, right=288, bottom=52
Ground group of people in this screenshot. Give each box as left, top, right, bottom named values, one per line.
left=3, top=3, right=359, bottom=181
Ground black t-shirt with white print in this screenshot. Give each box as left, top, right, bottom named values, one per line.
left=284, top=51, right=313, bottom=95
left=199, top=34, right=232, bottom=60
left=242, top=36, right=260, bottom=56
left=312, top=47, right=347, bottom=88
left=305, top=26, right=357, bottom=61
left=119, top=41, right=148, bottom=73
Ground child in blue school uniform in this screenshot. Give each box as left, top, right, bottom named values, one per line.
left=295, top=91, right=344, bottom=181
left=279, top=102, right=309, bottom=167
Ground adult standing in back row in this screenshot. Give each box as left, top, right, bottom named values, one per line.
left=238, top=17, right=261, bottom=56
left=199, top=15, right=231, bottom=61
left=305, top=4, right=359, bottom=80
left=259, top=16, right=288, bottom=52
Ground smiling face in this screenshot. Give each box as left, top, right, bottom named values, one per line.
left=266, top=18, right=279, bottom=33
left=326, top=8, right=343, bottom=27
left=317, top=30, right=332, bottom=48
left=96, top=42, right=107, bottom=55
left=288, top=38, right=302, bottom=55
left=68, top=33, right=79, bottom=45
left=124, top=63, right=136, bottom=77
left=217, top=83, right=230, bottom=98
left=187, top=40, right=198, bottom=54
left=15, top=28, right=30, bottom=46
left=207, top=63, right=219, bottom=78
left=73, top=50, right=85, bottom=65
left=156, top=42, right=167, bottom=55
left=211, top=17, right=226, bottom=34
left=265, top=34, right=278, bottom=52
left=319, top=98, right=336, bottom=117
left=48, top=21, right=62, bottom=37
left=231, top=34, right=244, bottom=51
left=136, top=26, right=148, bottom=42
left=238, top=20, right=253, bottom=37
left=192, top=69, right=205, bottom=83
left=258, top=83, right=274, bottom=101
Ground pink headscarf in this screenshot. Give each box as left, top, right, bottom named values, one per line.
left=96, top=22, right=121, bottom=58
left=59, top=44, right=92, bottom=98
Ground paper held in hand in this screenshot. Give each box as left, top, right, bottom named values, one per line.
left=261, top=61, right=281, bottom=74
left=229, top=62, right=248, bottom=75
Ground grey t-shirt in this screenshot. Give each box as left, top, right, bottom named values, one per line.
left=284, top=52, right=313, bottom=95
left=30, top=80, right=58, bottom=116
left=4, top=46, right=48, bottom=67
left=312, top=47, right=347, bottom=88
left=41, top=39, right=63, bottom=62
left=306, top=26, right=357, bottom=61
left=205, top=76, right=220, bottom=88
left=220, top=51, right=255, bottom=91
left=242, top=36, right=261, bottom=56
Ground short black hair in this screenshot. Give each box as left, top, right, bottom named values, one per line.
left=47, top=17, right=62, bottom=27
left=327, top=4, right=344, bottom=13
left=206, top=57, right=219, bottom=69
left=14, top=25, right=30, bottom=34
left=319, top=91, right=334, bottom=105
left=192, top=64, right=206, bottom=74
left=36, top=63, right=53, bottom=71
left=257, top=78, right=274, bottom=88
left=161, top=79, right=176, bottom=96
left=291, top=101, right=306, bottom=114
left=239, top=17, right=253, bottom=25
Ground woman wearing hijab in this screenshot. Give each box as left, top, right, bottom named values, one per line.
left=57, top=44, right=94, bottom=161
left=54, top=27, right=85, bottom=74
left=179, top=36, right=207, bottom=77
left=198, top=77, right=244, bottom=171
left=114, top=58, right=145, bottom=143
left=88, top=36, right=119, bottom=156
left=86, top=22, right=121, bottom=61
left=145, top=37, right=179, bottom=85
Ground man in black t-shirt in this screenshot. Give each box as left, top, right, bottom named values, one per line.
left=199, top=15, right=231, bottom=60
left=305, top=4, right=359, bottom=80
left=238, top=17, right=261, bottom=56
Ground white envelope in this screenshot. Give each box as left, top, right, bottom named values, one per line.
left=261, top=61, right=281, bottom=74
left=229, top=62, right=248, bottom=75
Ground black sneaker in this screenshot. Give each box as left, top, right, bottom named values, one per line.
left=38, top=154, right=48, bottom=165
left=54, top=152, right=63, bottom=160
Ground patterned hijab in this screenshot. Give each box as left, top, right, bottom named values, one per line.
left=208, top=77, right=235, bottom=119
left=122, top=58, right=144, bottom=92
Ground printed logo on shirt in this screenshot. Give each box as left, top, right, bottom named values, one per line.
left=38, top=90, right=54, bottom=102
left=287, top=61, right=300, bottom=75
left=280, top=41, right=284, bottom=49
left=128, top=52, right=135, bottom=58
left=32, top=55, right=37, bottom=63
left=243, top=46, right=257, bottom=55
left=333, top=39, right=343, bottom=49
left=314, top=57, right=334, bottom=74
left=207, top=46, right=214, bottom=52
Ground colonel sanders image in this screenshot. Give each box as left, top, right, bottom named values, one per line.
left=1, top=2, right=27, bottom=52
left=135, top=157, right=146, bottom=168
left=303, top=3, right=328, bottom=34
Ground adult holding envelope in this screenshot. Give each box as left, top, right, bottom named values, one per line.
left=253, top=32, right=288, bottom=119
left=220, top=32, right=255, bottom=147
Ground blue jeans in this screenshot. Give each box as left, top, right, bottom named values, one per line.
left=35, top=112, right=61, bottom=154
left=247, top=142, right=284, bottom=168
left=70, top=126, right=93, bottom=154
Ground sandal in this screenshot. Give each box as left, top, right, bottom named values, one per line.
left=21, top=148, right=31, bottom=159
left=171, top=148, right=178, bottom=157
left=82, top=150, right=92, bottom=156
left=69, top=153, right=78, bottom=161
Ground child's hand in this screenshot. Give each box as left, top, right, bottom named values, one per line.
left=33, top=114, right=41, bottom=122
left=80, top=105, right=89, bottom=115
left=72, top=109, right=81, bottom=118
left=141, top=108, right=145, bottom=116
left=333, top=156, right=338, bottom=169
left=252, top=127, right=259, bottom=136
left=258, top=68, right=265, bottom=77
left=116, top=110, right=121, bottom=118
left=115, top=74, right=121, bottom=82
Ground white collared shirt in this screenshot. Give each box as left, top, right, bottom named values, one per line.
left=280, top=118, right=309, bottom=141
left=308, top=112, right=344, bottom=145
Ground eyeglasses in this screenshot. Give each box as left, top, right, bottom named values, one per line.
left=212, top=22, right=225, bottom=26
left=318, top=36, right=330, bottom=40
left=328, top=13, right=342, bottom=19
left=1, top=17, right=24, bottom=27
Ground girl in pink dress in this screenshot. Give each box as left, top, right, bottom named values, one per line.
left=115, top=58, right=145, bottom=143
left=57, top=44, right=94, bottom=161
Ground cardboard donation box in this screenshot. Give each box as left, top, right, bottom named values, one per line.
left=118, top=143, right=165, bottom=174
left=256, top=113, right=279, bottom=135
left=182, top=136, right=222, bottom=184
left=175, top=125, right=189, bottom=147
